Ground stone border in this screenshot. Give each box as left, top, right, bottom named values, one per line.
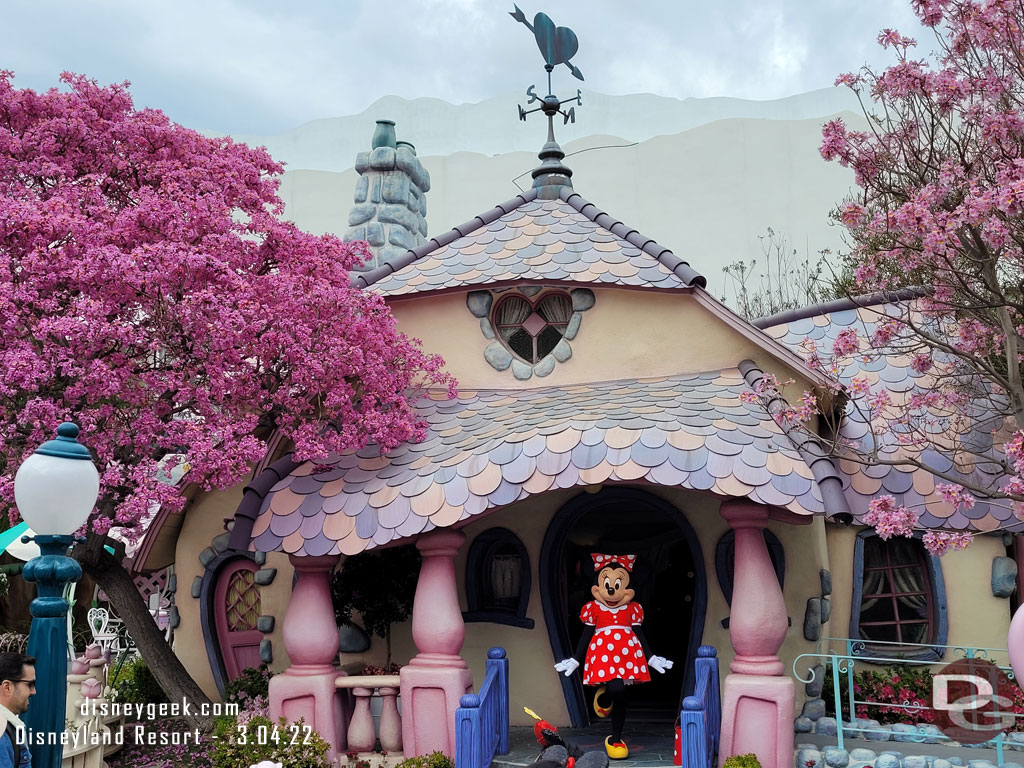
left=469, top=287, right=594, bottom=380
left=796, top=742, right=1024, bottom=768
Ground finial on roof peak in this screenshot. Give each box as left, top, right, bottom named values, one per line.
left=510, top=6, right=584, bottom=197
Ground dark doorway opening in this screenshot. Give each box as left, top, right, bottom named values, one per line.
left=541, top=487, right=707, bottom=727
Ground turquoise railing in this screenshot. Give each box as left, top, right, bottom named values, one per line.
left=793, top=638, right=1022, bottom=765
left=455, top=647, right=509, bottom=768
left=679, top=646, right=721, bottom=768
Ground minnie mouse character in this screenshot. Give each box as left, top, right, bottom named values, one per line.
left=554, top=553, right=673, bottom=759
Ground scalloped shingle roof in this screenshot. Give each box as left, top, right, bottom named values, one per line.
left=248, top=369, right=829, bottom=556
left=356, top=186, right=705, bottom=297
left=761, top=300, right=1016, bottom=534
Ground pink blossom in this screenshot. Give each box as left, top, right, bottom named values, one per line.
left=864, top=495, right=919, bottom=538
left=833, top=328, right=860, bottom=357
left=922, top=531, right=974, bottom=555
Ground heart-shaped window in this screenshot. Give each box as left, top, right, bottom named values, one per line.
left=493, top=292, right=572, bottom=363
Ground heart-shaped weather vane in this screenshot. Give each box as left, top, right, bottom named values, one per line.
left=510, top=5, right=583, bottom=128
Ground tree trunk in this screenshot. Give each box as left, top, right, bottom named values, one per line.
left=76, top=537, right=214, bottom=731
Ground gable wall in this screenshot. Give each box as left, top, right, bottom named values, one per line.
left=389, top=287, right=817, bottom=392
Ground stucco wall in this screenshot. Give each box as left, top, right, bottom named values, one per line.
left=389, top=288, right=816, bottom=393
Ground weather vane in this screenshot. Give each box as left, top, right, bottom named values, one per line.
left=509, top=5, right=583, bottom=127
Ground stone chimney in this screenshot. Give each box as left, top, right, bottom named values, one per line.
left=345, top=119, right=430, bottom=271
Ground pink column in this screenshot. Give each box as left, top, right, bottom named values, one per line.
left=718, top=501, right=794, bottom=768
left=400, top=530, right=474, bottom=758
left=269, top=554, right=348, bottom=762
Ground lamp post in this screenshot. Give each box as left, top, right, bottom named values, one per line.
left=14, top=423, right=99, bottom=768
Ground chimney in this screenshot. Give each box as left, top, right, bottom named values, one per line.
left=345, top=120, right=430, bottom=271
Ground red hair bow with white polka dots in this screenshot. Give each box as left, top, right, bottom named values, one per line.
left=591, top=553, right=636, bottom=572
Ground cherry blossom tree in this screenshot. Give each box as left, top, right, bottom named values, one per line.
left=0, top=72, right=454, bottom=721
left=787, top=0, right=1024, bottom=553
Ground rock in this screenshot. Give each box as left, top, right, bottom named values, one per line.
left=800, top=698, right=826, bottom=721
left=1000, top=762, right=1023, bottom=768
left=815, top=717, right=838, bottom=736
left=212, top=533, right=230, bottom=553
left=933, top=760, right=952, bottom=768
left=511, top=359, right=533, bottom=380
left=199, top=547, right=217, bottom=567
left=381, top=174, right=410, bottom=205
left=338, top=622, right=370, bottom=653
left=365, top=222, right=384, bottom=247
left=849, top=750, right=877, bottom=762
left=378, top=204, right=419, bottom=232
left=259, top=638, right=273, bottom=664
left=480, top=319, right=495, bottom=339
left=564, top=313, right=582, bottom=340
left=820, top=597, right=832, bottom=623
left=915, top=724, right=942, bottom=744
left=890, top=724, right=918, bottom=743
left=388, top=225, right=415, bottom=250
left=369, top=147, right=397, bottom=170
left=820, top=569, right=833, bottom=596
left=797, top=748, right=822, bottom=768
left=992, top=556, right=1017, bottom=598
left=354, top=152, right=370, bottom=174
left=191, top=576, right=203, bottom=598
left=795, top=717, right=813, bottom=733
left=874, top=755, right=899, bottom=768
left=880, top=752, right=904, bottom=760
left=903, top=756, right=928, bottom=768
left=806, top=664, right=826, bottom=698
left=947, top=760, right=963, bottom=767
left=354, top=175, right=369, bottom=203
left=254, top=551, right=266, bottom=565
left=371, top=176, right=382, bottom=204
left=534, top=355, right=555, bottom=377
left=520, top=286, right=543, bottom=297
left=862, top=719, right=889, bottom=741
left=804, top=597, right=822, bottom=641
left=254, top=568, right=277, bottom=586
left=571, top=288, right=595, bottom=311
left=166, top=574, right=176, bottom=594
left=967, top=761, right=998, bottom=768
left=484, top=342, right=512, bottom=371
left=257, top=615, right=275, bottom=633
left=552, top=339, right=572, bottom=362
left=168, top=606, right=180, bottom=629
left=466, top=291, right=492, bottom=318
left=348, top=203, right=376, bottom=226
left=344, top=225, right=366, bottom=243
left=824, top=748, right=849, bottom=768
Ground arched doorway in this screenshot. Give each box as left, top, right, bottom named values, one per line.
left=540, top=487, right=707, bottom=727
left=201, top=553, right=262, bottom=694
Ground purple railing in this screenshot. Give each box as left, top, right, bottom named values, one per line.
left=679, top=645, right=721, bottom=768
left=455, top=647, right=509, bottom=768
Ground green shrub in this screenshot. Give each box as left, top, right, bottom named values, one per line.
left=109, top=656, right=167, bottom=706
left=722, top=754, right=761, bottom=768
left=224, top=665, right=271, bottom=704
left=212, top=714, right=330, bottom=768
left=394, top=752, right=455, bottom=768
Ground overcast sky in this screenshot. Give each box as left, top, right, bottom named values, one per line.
left=6, top=0, right=930, bottom=136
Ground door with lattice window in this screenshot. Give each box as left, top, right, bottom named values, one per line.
left=214, top=559, right=262, bottom=680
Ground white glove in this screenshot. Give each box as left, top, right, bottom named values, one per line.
left=554, top=658, right=580, bottom=677
left=649, top=655, right=673, bottom=674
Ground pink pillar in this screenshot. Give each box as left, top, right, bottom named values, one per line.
left=269, top=554, right=348, bottom=762
left=400, top=530, right=474, bottom=758
left=718, top=502, right=794, bottom=768
left=1009, top=604, right=1024, bottom=685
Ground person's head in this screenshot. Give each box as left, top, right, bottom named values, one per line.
left=0, top=653, right=35, bottom=715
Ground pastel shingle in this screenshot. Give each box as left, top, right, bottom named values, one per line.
left=758, top=298, right=1016, bottom=533
left=249, top=368, right=836, bottom=555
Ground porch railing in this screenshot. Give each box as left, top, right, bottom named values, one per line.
left=794, top=638, right=1021, bottom=764
left=679, top=645, right=721, bottom=768
left=335, top=675, right=403, bottom=755
left=455, top=647, right=509, bottom=768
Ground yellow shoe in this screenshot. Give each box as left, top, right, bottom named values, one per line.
left=593, top=686, right=612, bottom=718
left=605, top=737, right=629, bottom=759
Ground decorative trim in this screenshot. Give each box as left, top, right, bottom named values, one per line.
left=849, top=529, right=948, bottom=661
left=199, top=551, right=259, bottom=697
left=463, top=527, right=535, bottom=629
left=473, top=287, right=594, bottom=380
left=539, top=486, right=708, bottom=727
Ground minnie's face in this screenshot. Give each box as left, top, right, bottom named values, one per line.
left=591, top=565, right=635, bottom=608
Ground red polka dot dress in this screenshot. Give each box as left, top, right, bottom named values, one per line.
left=579, top=601, right=651, bottom=685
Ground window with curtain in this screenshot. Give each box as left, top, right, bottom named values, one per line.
left=852, top=533, right=946, bottom=653
left=493, top=292, right=572, bottom=363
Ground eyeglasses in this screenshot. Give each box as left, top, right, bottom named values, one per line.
left=7, top=680, right=35, bottom=690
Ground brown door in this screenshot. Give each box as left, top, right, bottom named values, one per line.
left=214, top=559, right=262, bottom=679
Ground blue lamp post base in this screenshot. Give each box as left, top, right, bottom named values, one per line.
left=23, top=534, right=82, bottom=768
